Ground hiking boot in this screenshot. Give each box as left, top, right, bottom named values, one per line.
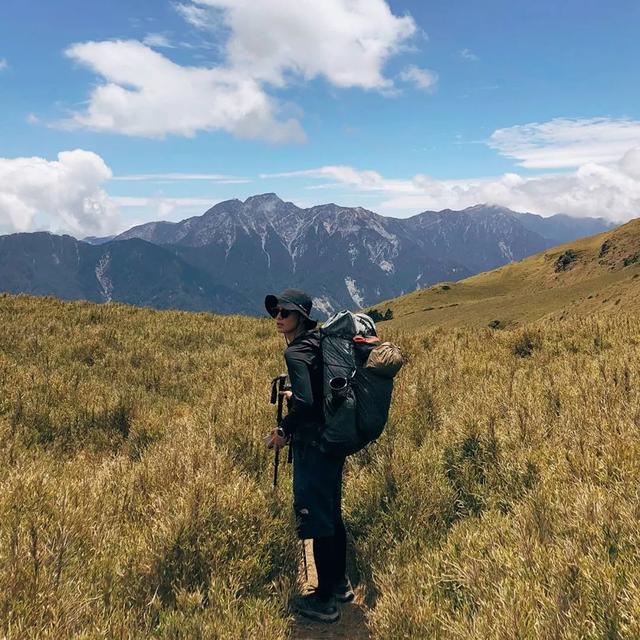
left=294, top=590, right=340, bottom=623
left=332, top=577, right=355, bottom=603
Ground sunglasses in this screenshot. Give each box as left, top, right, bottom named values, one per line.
left=273, top=307, right=293, bottom=319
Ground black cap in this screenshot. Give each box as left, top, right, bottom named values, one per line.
left=265, top=288, right=318, bottom=329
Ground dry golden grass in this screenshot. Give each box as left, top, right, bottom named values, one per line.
left=353, top=315, right=640, bottom=638
left=2, top=292, right=640, bottom=638
left=0, top=294, right=298, bottom=639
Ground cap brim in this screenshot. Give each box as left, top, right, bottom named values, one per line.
left=264, top=294, right=279, bottom=317
left=265, top=295, right=301, bottom=317
left=265, top=293, right=318, bottom=327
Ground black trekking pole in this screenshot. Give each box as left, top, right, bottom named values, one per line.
left=269, top=373, right=288, bottom=488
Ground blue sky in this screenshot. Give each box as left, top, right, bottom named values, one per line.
left=1, top=0, right=639, bottom=237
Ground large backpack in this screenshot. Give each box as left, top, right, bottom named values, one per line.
left=318, top=310, right=403, bottom=456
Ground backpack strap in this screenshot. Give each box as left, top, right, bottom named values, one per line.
left=353, top=335, right=381, bottom=344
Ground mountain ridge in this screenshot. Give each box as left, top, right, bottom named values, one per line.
left=0, top=231, right=254, bottom=313
left=0, top=194, right=618, bottom=316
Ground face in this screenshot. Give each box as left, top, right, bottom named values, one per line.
left=274, top=306, right=301, bottom=334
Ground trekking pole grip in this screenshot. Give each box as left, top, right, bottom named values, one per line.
left=270, top=374, right=287, bottom=488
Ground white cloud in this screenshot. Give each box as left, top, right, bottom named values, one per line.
left=459, top=48, right=479, bottom=62
left=282, top=118, right=638, bottom=219
left=264, top=165, right=418, bottom=193
left=0, top=150, right=121, bottom=236
left=111, top=172, right=249, bottom=183
left=266, top=148, right=640, bottom=221
left=620, top=147, right=640, bottom=180
left=489, top=117, right=640, bottom=169
left=379, top=165, right=640, bottom=221
left=0, top=58, right=8, bottom=71
left=142, top=33, right=175, bottom=48
left=61, top=1, right=421, bottom=141
left=399, top=65, right=438, bottom=92
left=188, top=0, right=417, bottom=90
left=62, top=40, right=305, bottom=142
left=175, top=2, right=222, bottom=31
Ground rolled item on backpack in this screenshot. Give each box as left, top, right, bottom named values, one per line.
left=365, top=342, right=404, bottom=378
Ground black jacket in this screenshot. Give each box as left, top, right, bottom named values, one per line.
left=279, top=329, right=324, bottom=438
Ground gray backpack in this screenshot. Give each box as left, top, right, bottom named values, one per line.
left=319, top=310, right=403, bottom=456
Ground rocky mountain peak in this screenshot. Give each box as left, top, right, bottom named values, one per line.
left=310, top=202, right=381, bottom=223
left=243, top=193, right=285, bottom=210
left=202, top=199, right=243, bottom=218
left=463, top=203, right=519, bottom=217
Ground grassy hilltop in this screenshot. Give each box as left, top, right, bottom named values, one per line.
left=374, top=217, right=640, bottom=330
left=2, top=273, right=640, bottom=637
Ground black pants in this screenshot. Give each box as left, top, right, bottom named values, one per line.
left=292, top=439, right=347, bottom=598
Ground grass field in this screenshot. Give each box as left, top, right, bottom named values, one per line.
left=2, top=292, right=640, bottom=638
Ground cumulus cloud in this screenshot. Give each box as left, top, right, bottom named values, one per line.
left=381, top=165, right=640, bottom=221
left=188, top=0, right=417, bottom=90
left=489, top=117, right=640, bottom=169
left=0, top=150, right=121, bottom=236
left=0, top=58, right=8, bottom=71
left=62, top=40, right=305, bottom=142
left=61, top=1, right=421, bottom=140
left=619, top=147, right=640, bottom=180
left=264, top=119, right=640, bottom=220
left=399, top=65, right=438, bottom=92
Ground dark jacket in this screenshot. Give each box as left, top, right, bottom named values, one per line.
left=279, top=329, right=324, bottom=439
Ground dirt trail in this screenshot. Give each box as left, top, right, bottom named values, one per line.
left=292, top=540, right=371, bottom=640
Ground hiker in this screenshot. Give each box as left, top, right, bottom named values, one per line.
left=264, top=288, right=354, bottom=624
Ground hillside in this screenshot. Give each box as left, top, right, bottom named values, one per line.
left=375, top=217, right=640, bottom=330
left=2, top=293, right=640, bottom=638
left=0, top=232, right=254, bottom=313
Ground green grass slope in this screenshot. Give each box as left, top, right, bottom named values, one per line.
left=374, top=217, right=640, bottom=330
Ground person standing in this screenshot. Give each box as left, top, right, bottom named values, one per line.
left=264, top=289, right=354, bottom=624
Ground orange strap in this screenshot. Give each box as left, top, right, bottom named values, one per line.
left=353, top=335, right=381, bottom=344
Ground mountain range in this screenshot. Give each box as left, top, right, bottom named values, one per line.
left=0, top=193, right=617, bottom=316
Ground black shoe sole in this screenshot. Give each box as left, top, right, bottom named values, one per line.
left=295, top=608, right=341, bottom=624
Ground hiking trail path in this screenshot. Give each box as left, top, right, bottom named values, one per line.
left=292, top=540, right=371, bottom=640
